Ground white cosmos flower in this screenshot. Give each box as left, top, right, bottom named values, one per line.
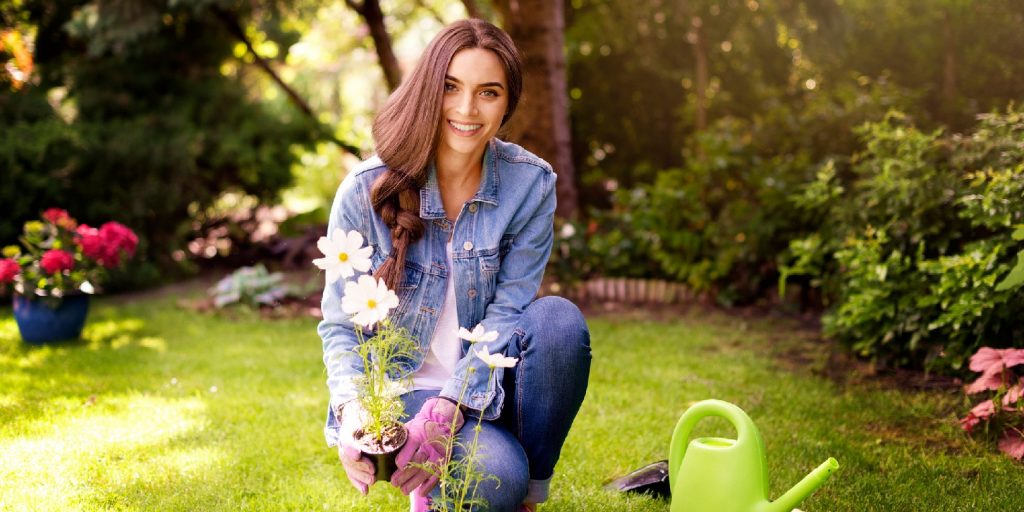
left=458, top=325, right=499, bottom=344
left=312, top=229, right=373, bottom=284
left=342, top=274, right=399, bottom=328
left=474, top=346, right=519, bottom=369
left=379, top=377, right=410, bottom=399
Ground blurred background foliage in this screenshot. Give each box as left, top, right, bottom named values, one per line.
left=2, top=0, right=1023, bottom=372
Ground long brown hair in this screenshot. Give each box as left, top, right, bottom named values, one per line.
left=371, top=19, right=523, bottom=290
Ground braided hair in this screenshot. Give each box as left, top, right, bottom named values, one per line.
left=369, top=19, right=523, bottom=290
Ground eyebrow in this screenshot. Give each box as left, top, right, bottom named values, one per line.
left=445, top=75, right=505, bottom=90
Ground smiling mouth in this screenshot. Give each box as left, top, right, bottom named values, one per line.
left=448, top=120, right=483, bottom=135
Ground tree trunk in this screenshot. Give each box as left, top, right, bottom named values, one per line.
left=461, top=0, right=482, bottom=19
left=689, top=16, right=708, bottom=133
left=500, top=0, right=578, bottom=219
left=941, top=7, right=958, bottom=124
left=347, top=0, right=402, bottom=91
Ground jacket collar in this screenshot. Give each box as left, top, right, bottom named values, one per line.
left=419, top=139, right=500, bottom=219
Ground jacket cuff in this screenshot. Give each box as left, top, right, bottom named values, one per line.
left=438, top=367, right=505, bottom=421
left=324, top=403, right=341, bottom=447
left=525, top=477, right=551, bottom=503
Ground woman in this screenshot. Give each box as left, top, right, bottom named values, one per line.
left=318, top=19, right=591, bottom=512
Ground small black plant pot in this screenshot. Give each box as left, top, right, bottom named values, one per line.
left=355, top=424, right=409, bottom=482
left=368, top=448, right=400, bottom=482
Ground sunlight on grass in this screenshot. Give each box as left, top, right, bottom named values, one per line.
left=82, top=318, right=156, bottom=351
left=0, top=297, right=1020, bottom=511
left=0, top=317, right=17, bottom=335
left=0, top=395, right=211, bottom=510
left=11, top=347, right=50, bottom=368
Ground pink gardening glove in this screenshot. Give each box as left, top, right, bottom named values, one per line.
left=390, top=397, right=465, bottom=495
left=337, top=401, right=375, bottom=495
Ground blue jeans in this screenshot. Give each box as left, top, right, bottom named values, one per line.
left=400, top=296, right=591, bottom=511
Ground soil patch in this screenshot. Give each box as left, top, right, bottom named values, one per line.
left=354, top=422, right=408, bottom=455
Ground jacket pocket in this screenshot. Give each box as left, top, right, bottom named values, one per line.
left=498, top=233, right=514, bottom=258
left=479, top=246, right=500, bottom=301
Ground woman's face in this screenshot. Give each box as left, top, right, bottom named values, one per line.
left=439, top=48, right=509, bottom=160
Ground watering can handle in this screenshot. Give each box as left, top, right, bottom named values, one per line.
left=669, top=400, right=756, bottom=478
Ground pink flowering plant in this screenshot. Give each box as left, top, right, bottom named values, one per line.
left=959, top=346, right=1024, bottom=461
left=0, top=209, right=138, bottom=300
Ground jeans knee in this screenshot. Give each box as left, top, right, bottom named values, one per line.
left=523, top=296, right=589, bottom=346
left=480, top=462, right=528, bottom=510
left=431, top=460, right=526, bottom=511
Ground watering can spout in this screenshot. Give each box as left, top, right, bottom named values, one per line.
left=761, top=457, right=839, bottom=512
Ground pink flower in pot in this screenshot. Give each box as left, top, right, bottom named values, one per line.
left=0, top=258, right=19, bottom=284
left=42, top=208, right=78, bottom=231
left=4, top=209, right=139, bottom=344
left=77, top=222, right=139, bottom=269
left=40, top=250, right=74, bottom=274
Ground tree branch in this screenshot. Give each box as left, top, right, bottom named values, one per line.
left=414, top=0, right=447, bottom=25
left=211, top=7, right=361, bottom=157
left=460, top=0, right=482, bottom=19
left=344, top=0, right=365, bottom=16
left=345, top=0, right=402, bottom=91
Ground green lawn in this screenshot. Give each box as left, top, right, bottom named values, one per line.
left=0, top=286, right=1020, bottom=511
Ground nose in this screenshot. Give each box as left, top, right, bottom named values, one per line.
left=456, top=91, right=477, bottom=117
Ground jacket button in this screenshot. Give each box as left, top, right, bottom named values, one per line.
left=463, top=241, right=474, bottom=251
left=468, top=203, right=478, bottom=213
left=467, top=288, right=477, bottom=298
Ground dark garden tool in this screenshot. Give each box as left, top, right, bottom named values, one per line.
left=603, top=460, right=671, bottom=499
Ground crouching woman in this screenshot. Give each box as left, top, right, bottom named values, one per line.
left=318, top=18, right=591, bottom=512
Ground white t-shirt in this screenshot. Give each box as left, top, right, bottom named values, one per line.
left=412, top=241, right=462, bottom=390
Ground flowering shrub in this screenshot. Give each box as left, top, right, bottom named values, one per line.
left=960, top=347, right=1024, bottom=460
left=781, top=109, right=1024, bottom=372
left=0, top=208, right=138, bottom=298
left=315, top=228, right=419, bottom=446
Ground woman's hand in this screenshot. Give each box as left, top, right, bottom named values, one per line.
left=390, top=397, right=465, bottom=494
left=337, top=401, right=375, bottom=494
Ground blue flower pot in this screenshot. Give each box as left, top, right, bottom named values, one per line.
left=13, top=294, right=91, bottom=344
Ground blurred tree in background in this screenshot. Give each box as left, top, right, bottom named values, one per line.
left=567, top=0, right=1024, bottom=197
left=1, top=0, right=329, bottom=286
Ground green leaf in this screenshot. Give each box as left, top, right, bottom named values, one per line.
left=995, top=251, right=1024, bottom=291
left=1012, top=226, right=1024, bottom=241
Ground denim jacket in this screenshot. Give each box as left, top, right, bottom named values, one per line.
left=319, top=138, right=556, bottom=445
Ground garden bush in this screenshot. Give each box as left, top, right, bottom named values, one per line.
left=554, top=116, right=822, bottom=305
left=780, top=109, right=1024, bottom=372
left=0, top=1, right=321, bottom=289
left=552, top=73, right=924, bottom=305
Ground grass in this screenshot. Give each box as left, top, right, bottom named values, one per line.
left=0, top=285, right=1021, bottom=511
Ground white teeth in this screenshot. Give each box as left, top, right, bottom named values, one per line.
left=449, top=121, right=482, bottom=132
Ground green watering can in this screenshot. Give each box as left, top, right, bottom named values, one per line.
left=669, top=400, right=839, bottom=512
